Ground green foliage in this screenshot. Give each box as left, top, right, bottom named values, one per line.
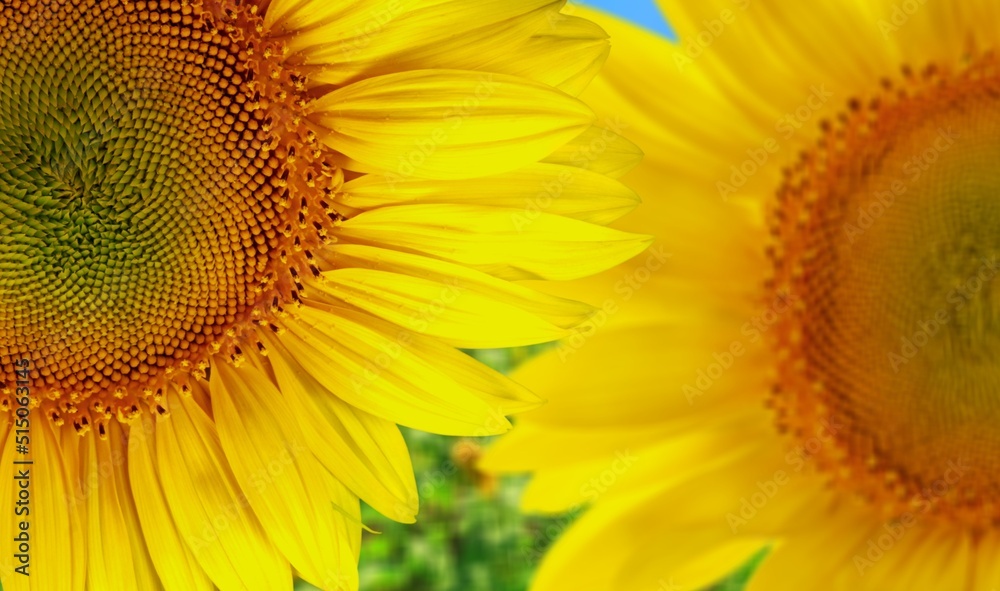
left=296, top=426, right=570, bottom=591
left=295, top=347, right=759, bottom=591
left=357, top=431, right=569, bottom=591
left=710, top=550, right=767, bottom=591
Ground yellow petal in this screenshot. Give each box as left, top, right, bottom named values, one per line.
left=744, top=502, right=962, bottom=591
left=211, top=360, right=358, bottom=590
left=309, top=70, right=595, bottom=179
left=306, top=270, right=575, bottom=349
left=274, top=304, right=540, bottom=435
left=323, top=471, right=364, bottom=562
left=0, top=418, right=83, bottom=591
left=542, top=124, right=643, bottom=178
left=336, top=204, right=652, bottom=281
left=860, top=528, right=970, bottom=591
left=654, top=0, right=891, bottom=118
left=316, top=244, right=595, bottom=335
left=270, top=1, right=579, bottom=89
left=258, top=331, right=419, bottom=523
left=155, top=386, right=291, bottom=590
left=339, top=163, right=639, bottom=225
left=495, top=12, right=610, bottom=96
left=268, top=0, right=556, bottom=56
left=82, top=425, right=159, bottom=590
left=561, top=9, right=779, bottom=219
left=920, top=2, right=1000, bottom=59
left=0, top=414, right=18, bottom=587
left=486, top=406, right=778, bottom=513
left=504, top=323, right=769, bottom=430
left=127, top=414, right=214, bottom=591
left=973, top=531, right=1000, bottom=591
left=516, top=457, right=618, bottom=514
left=530, top=483, right=767, bottom=591
left=102, top=424, right=166, bottom=591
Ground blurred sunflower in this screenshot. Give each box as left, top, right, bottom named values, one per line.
left=0, top=1, right=650, bottom=589
left=483, top=2, right=1000, bottom=590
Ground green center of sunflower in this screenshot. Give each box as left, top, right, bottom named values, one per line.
left=0, top=0, right=341, bottom=433
left=769, top=55, right=1000, bottom=527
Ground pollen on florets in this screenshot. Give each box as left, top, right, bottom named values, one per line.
left=767, top=51, right=1000, bottom=529
left=0, top=0, right=346, bottom=428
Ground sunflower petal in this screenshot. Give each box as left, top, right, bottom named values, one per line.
left=744, top=507, right=899, bottom=591
left=155, top=387, right=291, bottom=590
left=315, top=244, right=595, bottom=336
left=307, top=271, right=572, bottom=348
left=339, top=163, right=639, bottom=225
left=258, top=331, right=419, bottom=523
left=542, top=124, right=644, bottom=179
left=973, top=531, right=1000, bottom=591
left=82, top=425, right=160, bottom=590
left=309, top=70, right=595, bottom=179
left=654, top=0, right=891, bottom=116
left=489, top=12, right=610, bottom=96
left=530, top=484, right=768, bottom=591
left=325, top=472, right=363, bottom=561
left=0, top=419, right=82, bottom=591
left=274, top=304, right=540, bottom=435
left=271, top=1, right=566, bottom=87
left=127, top=414, right=214, bottom=591
left=212, top=360, right=358, bottom=590
left=106, top=424, right=162, bottom=591
left=336, top=204, right=652, bottom=281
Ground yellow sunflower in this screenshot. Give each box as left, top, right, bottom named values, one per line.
left=0, top=1, right=651, bottom=589
left=483, top=2, right=1000, bottom=589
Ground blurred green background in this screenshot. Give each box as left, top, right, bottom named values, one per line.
left=295, top=348, right=763, bottom=591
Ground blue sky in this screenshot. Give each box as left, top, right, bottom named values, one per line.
left=576, top=0, right=674, bottom=38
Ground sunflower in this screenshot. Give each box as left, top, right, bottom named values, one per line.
left=0, top=1, right=651, bottom=589
left=482, top=2, right=1000, bottom=589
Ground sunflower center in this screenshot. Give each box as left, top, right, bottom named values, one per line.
left=769, top=55, right=1000, bottom=527
left=0, top=0, right=340, bottom=430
